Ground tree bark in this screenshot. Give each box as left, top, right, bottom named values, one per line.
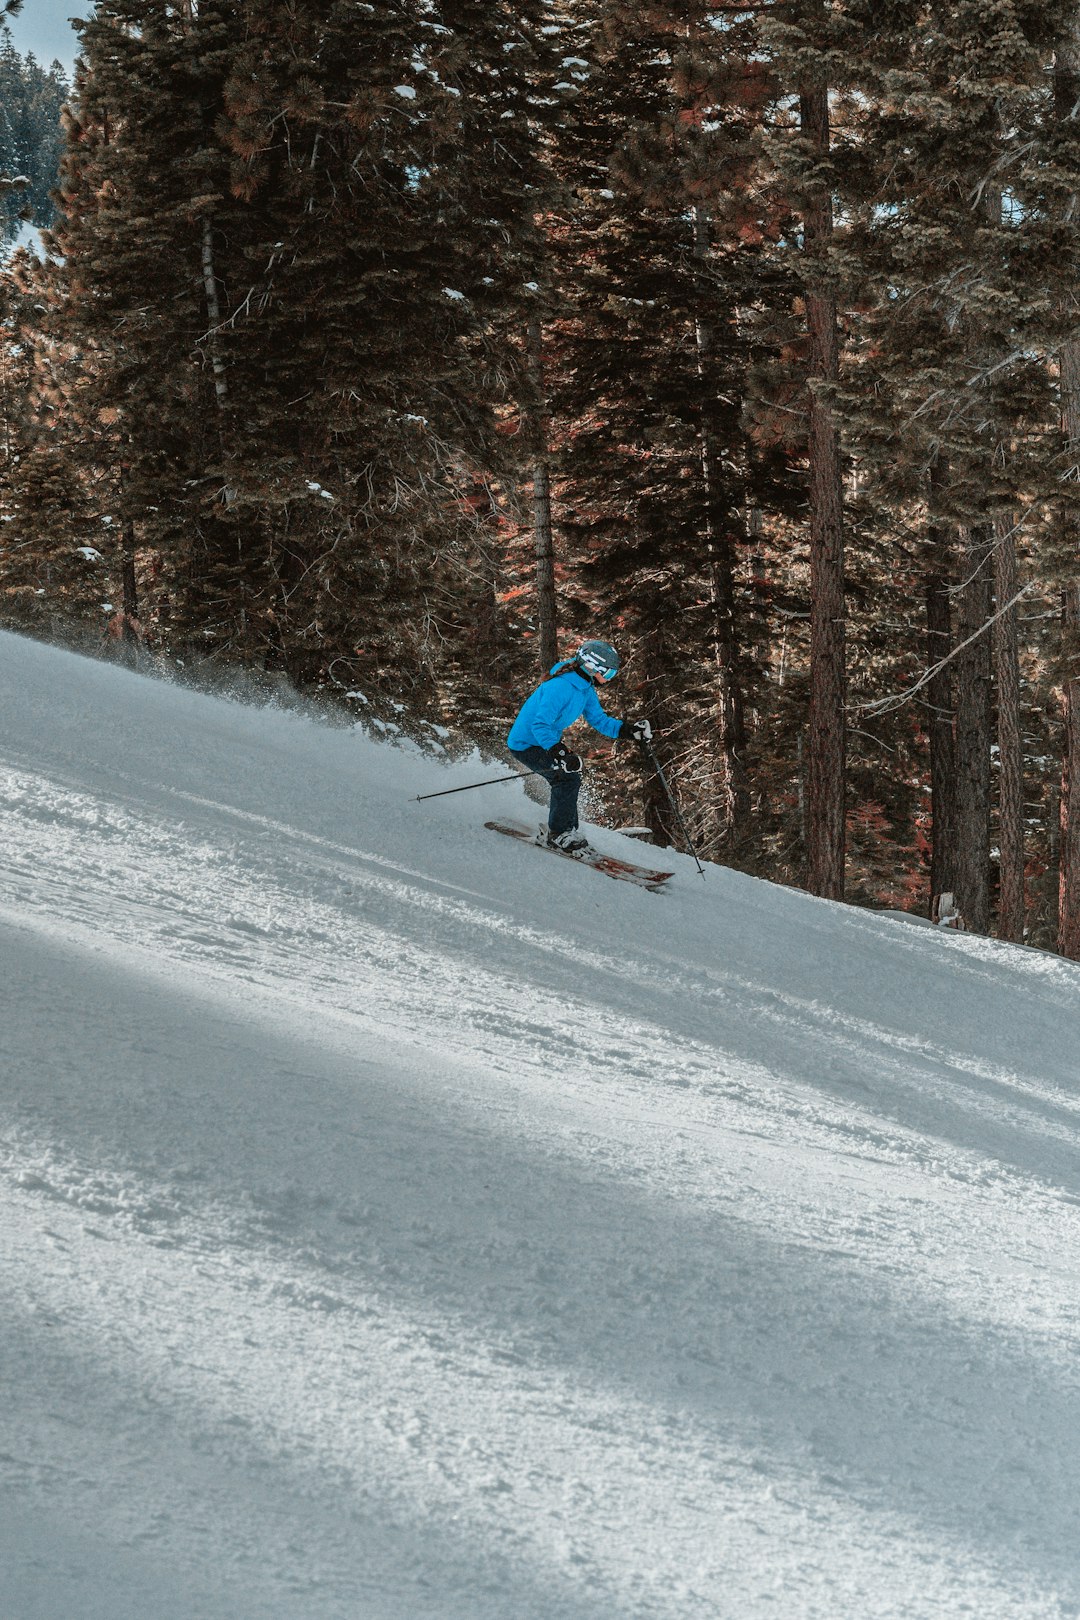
left=121, top=516, right=139, bottom=665
left=1059, top=584, right=1080, bottom=958
left=692, top=207, right=751, bottom=850
left=201, top=215, right=228, bottom=409
left=800, top=78, right=846, bottom=900
left=526, top=318, right=557, bottom=671
left=953, top=527, right=994, bottom=934
left=1056, top=24, right=1080, bottom=958
left=924, top=496, right=957, bottom=913
left=993, top=513, right=1025, bottom=941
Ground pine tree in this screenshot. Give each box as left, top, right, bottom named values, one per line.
left=818, top=0, right=1068, bottom=932
left=762, top=0, right=852, bottom=900
left=993, top=507, right=1026, bottom=941
left=0, top=32, right=68, bottom=246
left=417, top=0, right=570, bottom=703
left=32, top=0, right=540, bottom=706
left=37, top=2, right=243, bottom=654
left=1046, top=7, right=1080, bottom=958
left=551, top=0, right=791, bottom=856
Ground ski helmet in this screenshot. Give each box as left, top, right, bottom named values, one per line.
left=575, top=639, right=620, bottom=683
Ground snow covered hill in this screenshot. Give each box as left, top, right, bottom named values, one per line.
left=2, top=630, right=1080, bottom=1620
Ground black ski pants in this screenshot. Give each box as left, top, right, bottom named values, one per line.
left=509, top=745, right=581, bottom=836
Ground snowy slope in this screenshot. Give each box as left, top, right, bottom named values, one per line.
left=2, top=630, right=1080, bottom=1620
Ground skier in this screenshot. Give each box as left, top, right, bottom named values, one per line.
left=506, top=640, right=652, bottom=852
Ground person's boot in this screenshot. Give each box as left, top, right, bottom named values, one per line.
left=548, top=827, right=590, bottom=853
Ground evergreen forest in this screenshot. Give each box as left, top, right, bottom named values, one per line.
left=4, top=0, right=1080, bottom=954
left=0, top=23, right=67, bottom=246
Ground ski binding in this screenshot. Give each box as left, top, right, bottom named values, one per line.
left=485, top=820, right=674, bottom=892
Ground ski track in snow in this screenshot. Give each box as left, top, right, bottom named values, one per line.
left=2, top=632, right=1080, bottom=1618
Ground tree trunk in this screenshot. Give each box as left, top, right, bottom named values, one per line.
left=1060, top=586, right=1080, bottom=958
left=201, top=215, right=228, bottom=409
left=946, top=173, right=1005, bottom=939
left=800, top=78, right=846, bottom=900
left=924, top=500, right=957, bottom=913
left=993, top=513, right=1025, bottom=941
left=526, top=318, right=557, bottom=671
left=638, top=624, right=674, bottom=847
left=1056, top=24, right=1080, bottom=958
left=692, top=207, right=751, bottom=851
left=121, top=516, right=139, bottom=665
left=953, top=527, right=994, bottom=934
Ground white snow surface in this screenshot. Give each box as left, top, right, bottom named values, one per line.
left=2, top=631, right=1080, bottom=1620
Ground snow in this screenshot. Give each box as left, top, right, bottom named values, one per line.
left=2, top=629, right=1080, bottom=1618
left=2, top=220, right=44, bottom=262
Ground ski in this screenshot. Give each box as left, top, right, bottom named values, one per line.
left=485, top=820, right=674, bottom=892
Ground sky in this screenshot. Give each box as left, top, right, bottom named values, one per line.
left=4, top=0, right=93, bottom=72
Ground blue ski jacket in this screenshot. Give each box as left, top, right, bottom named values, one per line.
left=507, top=664, right=623, bottom=752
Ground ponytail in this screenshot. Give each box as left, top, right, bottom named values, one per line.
left=542, top=658, right=579, bottom=683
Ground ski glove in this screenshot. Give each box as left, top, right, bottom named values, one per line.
left=620, top=717, right=653, bottom=744
left=548, top=743, right=582, bottom=775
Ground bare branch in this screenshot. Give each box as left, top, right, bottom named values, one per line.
left=860, top=578, right=1035, bottom=718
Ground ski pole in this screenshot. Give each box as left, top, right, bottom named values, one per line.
left=642, top=739, right=707, bottom=879
left=414, top=769, right=542, bottom=803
